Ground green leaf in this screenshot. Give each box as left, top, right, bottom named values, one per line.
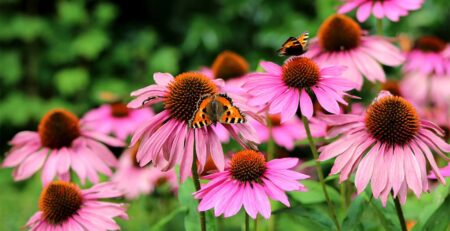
left=150, top=206, right=188, bottom=231
left=148, top=46, right=180, bottom=74
left=72, top=29, right=110, bottom=59
left=178, top=179, right=216, bottom=231
left=94, top=3, right=118, bottom=26
left=57, top=1, right=88, bottom=25
left=10, top=15, right=48, bottom=41
left=342, top=194, right=366, bottom=230
left=419, top=192, right=450, bottom=231
left=274, top=205, right=334, bottom=230
left=0, top=51, right=22, bottom=85
left=367, top=196, right=400, bottom=231
left=54, top=68, right=89, bottom=96
left=289, top=180, right=341, bottom=204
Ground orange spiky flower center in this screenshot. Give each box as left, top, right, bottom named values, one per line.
left=414, top=36, right=446, bottom=53
left=230, top=150, right=267, bottom=182
left=318, top=14, right=362, bottom=52
left=39, top=181, right=83, bottom=225
left=110, top=102, right=130, bottom=117
left=212, top=51, right=249, bottom=80
left=282, top=57, right=320, bottom=89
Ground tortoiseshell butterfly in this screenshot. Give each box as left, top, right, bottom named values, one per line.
left=189, top=94, right=246, bottom=129
left=277, top=32, right=309, bottom=56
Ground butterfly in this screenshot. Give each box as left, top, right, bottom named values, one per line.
left=277, top=32, right=309, bottom=56
left=189, top=94, right=246, bottom=129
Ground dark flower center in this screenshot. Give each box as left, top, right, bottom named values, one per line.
left=212, top=51, right=249, bottom=80
left=230, top=150, right=267, bottom=182
left=164, top=72, right=218, bottom=122
left=414, top=36, right=446, bottom=53
left=382, top=80, right=402, bottom=97
left=365, top=96, right=420, bottom=145
left=39, top=181, right=83, bottom=225
left=268, top=114, right=282, bottom=126
left=110, top=102, right=130, bottom=118
left=282, top=57, right=320, bottom=89
left=318, top=14, right=362, bottom=52
left=39, top=109, right=81, bottom=149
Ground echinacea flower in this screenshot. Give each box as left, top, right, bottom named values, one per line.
left=401, top=71, right=450, bottom=107
left=338, top=0, right=424, bottom=22
left=404, top=36, right=450, bottom=75
left=194, top=150, right=309, bottom=219
left=83, top=102, right=154, bottom=141
left=2, top=109, right=124, bottom=185
left=112, top=144, right=178, bottom=199
left=25, top=181, right=128, bottom=230
left=305, top=14, right=404, bottom=90
left=243, top=56, right=357, bottom=122
left=201, top=50, right=250, bottom=87
left=251, top=114, right=327, bottom=150
left=319, top=91, right=450, bottom=205
left=128, top=72, right=259, bottom=182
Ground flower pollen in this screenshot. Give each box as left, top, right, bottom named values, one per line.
left=38, top=109, right=81, bottom=149
left=365, top=96, right=420, bottom=145
left=212, top=51, right=249, bottom=80
left=282, top=57, right=320, bottom=89
left=39, top=181, right=83, bottom=225
left=165, top=72, right=218, bottom=122
left=230, top=150, right=266, bottom=182
left=318, top=14, right=362, bottom=52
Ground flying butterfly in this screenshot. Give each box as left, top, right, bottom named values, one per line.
left=277, top=32, right=309, bottom=56
left=189, top=94, right=246, bottom=129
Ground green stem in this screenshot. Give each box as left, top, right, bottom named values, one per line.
left=392, top=193, right=407, bottom=231
left=192, top=152, right=206, bottom=231
left=253, top=216, right=258, bottom=231
left=301, top=116, right=341, bottom=231
left=217, top=216, right=224, bottom=231
left=245, top=213, right=250, bottom=231
left=376, top=19, right=383, bottom=35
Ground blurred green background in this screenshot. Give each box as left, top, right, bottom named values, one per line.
left=1, top=0, right=450, bottom=230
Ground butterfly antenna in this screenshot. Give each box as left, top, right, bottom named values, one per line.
left=142, top=96, right=164, bottom=106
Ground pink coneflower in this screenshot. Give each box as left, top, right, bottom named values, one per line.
left=201, top=50, right=250, bottom=87
left=338, top=0, right=424, bottom=22
left=25, top=181, right=128, bottom=230
left=128, top=72, right=259, bottom=182
left=429, top=163, right=450, bottom=179
left=83, top=102, right=154, bottom=141
left=404, top=36, right=450, bottom=75
left=305, top=14, right=404, bottom=90
left=112, top=144, right=178, bottom=199
left=194, top=150, right=309, bottom=219
left=2, top=109, right=124, bottom=185
left=401, top=71, right=450, bottom=107
left=318, top=91, right=450, bottom=205
left=251, top=114, right=327, bottom=150
left=243, top=56, right=357, bottom=122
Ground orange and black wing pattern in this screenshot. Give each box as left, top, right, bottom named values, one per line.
left=189, top=95, right=213, bottom=129
left=277, top=32, right=309, bottom=56
left=216, top=94, right=246, bottom=124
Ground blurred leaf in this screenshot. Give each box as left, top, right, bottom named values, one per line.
left=90, top=78, right=130, bottom=103
left=289, top=180, right=341, bottom=204
left=57, top=1, right=88, bottom=25
left=148, top=46, right=180, bottom=74
left=10, top=15, right=48, bottom=41
left=150, top=206, right=187, bottom=231
left=54, top=68, right=89, bottom=96
left=367, top=196, right=400, bottom=231
left=420, top=193, right=450, bottom=231
left=315, top=0, right=341, bottom=21
left=178, top=178, right=216, bottom=231
left=0, top=51, right=22, bottom=86
left=0, top=93, right=35, bottom=126
left=94, top=3, right=118, bottom=26
left=342, top=194, right=366, bottom=230
left=274, top=205, right=334, bottom=230
left=72, top=29, right=110, bottom=59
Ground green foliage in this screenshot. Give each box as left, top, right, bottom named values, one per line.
left=54, top=68, right=89, bottom=96
left=289, top=179, right=341, bottom=204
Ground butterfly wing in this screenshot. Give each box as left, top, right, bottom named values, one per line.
left=277, top=37, right=299, bottom=56
left=189, top=95, right=214, bottom=129
left=297, top=32, right=309, bottom=47
left=215, top=94, right=246, bottom=124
